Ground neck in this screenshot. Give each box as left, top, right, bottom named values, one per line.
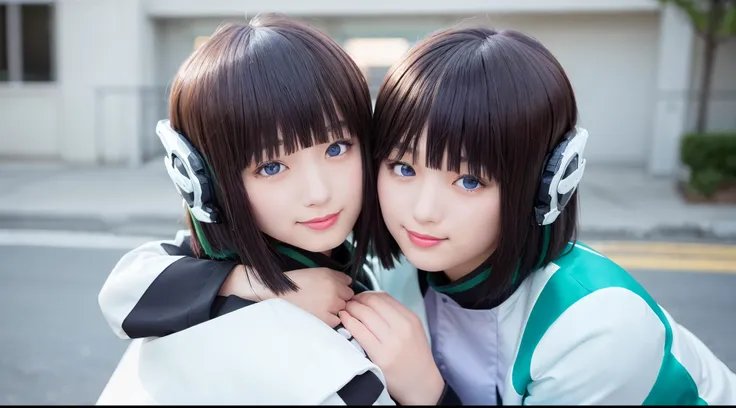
left=321, top=249, right=332, bottom=257
left=443, top=246, right=496, bottom=282
left=443, top=257, right=487, bottom=282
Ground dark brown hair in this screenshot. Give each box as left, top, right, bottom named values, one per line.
left=169, top=14, right=375, bottom=295
left=371, top=27, right=579, bottom=300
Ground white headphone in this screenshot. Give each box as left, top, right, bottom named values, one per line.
left=533, top=127, right=588, bottom=226
left=156, top=119, right=221, bottom=224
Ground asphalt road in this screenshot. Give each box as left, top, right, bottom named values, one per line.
left=0, top=231, right=734, bottom=404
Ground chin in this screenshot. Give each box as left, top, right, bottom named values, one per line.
left=400, top=246, right=449, bottom=272
left=286, top=228, right=350, bottom=253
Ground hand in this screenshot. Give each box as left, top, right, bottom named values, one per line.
left=221, top=265, right=354, bottom=327
left=339, top=292, right=445, bottom=405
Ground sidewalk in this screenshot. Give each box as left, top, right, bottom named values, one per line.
left=0, top=160, right=734, bottom=240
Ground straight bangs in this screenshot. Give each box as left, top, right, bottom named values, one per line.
left=236, top=24, right=371, bottom=166
left=373, top=35, right=502, bottom=182
left=372, top=27, right=579, bottom=297
left=177, top=19, right=371, bottom=171
left=169, top=15, right=374, bottom=295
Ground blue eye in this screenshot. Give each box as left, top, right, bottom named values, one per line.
left=391, top=162, right=416, bottom=177
left=454, top=176, right=482, bottom=191
left=257, top=162, right=286, bottom=177
left=326, top=142, right=350, bottom=157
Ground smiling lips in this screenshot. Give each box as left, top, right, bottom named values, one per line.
left=300, top=211, right=341, bottom=231
left=406, top=228, right=447, bottom=248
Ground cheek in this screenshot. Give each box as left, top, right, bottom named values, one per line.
left=243, top=179, right=289, bottom=230
left=328, top=153, right=363, bottom=208
left=377, top=170, right=402, bottom=221
left=344, top=153, right=363, bottom=196
left=457, top=190, right=501, bottom=246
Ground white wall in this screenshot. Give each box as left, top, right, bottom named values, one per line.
left=0, top=85, right=58, bottom=159
left=335, top=12, right=661, bottom=166
left=56, top=0, right=154, bottom=165
left=463, top=12, right=660, bottom=166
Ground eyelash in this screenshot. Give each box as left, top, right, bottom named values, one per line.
left=385, top=160, right=486, bottom=192
left=328, top=140, right=354, bottom=157
left=254, top=140, right=354, bottom=177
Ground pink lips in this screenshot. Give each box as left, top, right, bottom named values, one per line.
left=406, top=228, right=447, bottom=248
left=300, top=211, right=341, bottom=231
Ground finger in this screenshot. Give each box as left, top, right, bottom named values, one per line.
left=331, top=270, right=353, bottom=286
left=345, top=299, right=391, bottom=342
left=336, top=283, right=354, bottom=301
left=353, top=292, right=406, bottom=328
left=325, top=313, right=341, bottom=328
left=372, top=291, right=417, bottom=323
left=329, top=298, right=347, bottom=315
left=339, top=310, right=381, bottom=353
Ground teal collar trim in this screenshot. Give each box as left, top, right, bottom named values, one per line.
left=274, top=245, right=319, bottom=269
left=427, top=267, right=491, bottom=294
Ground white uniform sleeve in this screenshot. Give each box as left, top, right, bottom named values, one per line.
left=663, top=308, right=736, bottom=405
left=98, top=230, right=238, bottom=339
left=97, top=299, right=394, bottom=405
left=525, top=287, right=666, bottom=405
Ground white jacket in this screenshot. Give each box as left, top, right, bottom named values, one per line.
left=96, top=231, right=405, bottom=405
left=98, top=231, right=736, bottom=405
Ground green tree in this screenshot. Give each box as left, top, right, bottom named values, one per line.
left=659, top=0, right=736, bottom=132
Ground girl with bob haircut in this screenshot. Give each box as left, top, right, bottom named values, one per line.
left=337, top=26, right=735, bottom=405
left=96, top=14, right=415, bottom=405
left=98, top=23, right=735, bottom=406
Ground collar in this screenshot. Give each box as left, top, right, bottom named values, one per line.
left=420, top=258, right=523, bottom=310
left=421, top=260, right=495, bottom=309
left=273, top=241, right=352, bottom=273
left=273, top=241, right=373, bottom=294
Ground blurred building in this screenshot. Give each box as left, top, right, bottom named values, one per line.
left=0, top=0, right=734, bottom=175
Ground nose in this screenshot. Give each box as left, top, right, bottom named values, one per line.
left=301, top=163, right=331, bottom=207
left=412, top=177, right=441, bottom=225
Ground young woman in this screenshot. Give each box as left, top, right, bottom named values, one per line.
left=98, top=24, right=735, bottom=406
left=95, top=14, right=427, bottom=405
left=338, top=26, right=736, bottom=405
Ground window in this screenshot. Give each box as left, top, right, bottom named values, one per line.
left=21, top=4, right=52, bottom=81
left=0, top=2, right=54, bottom=83
left=0, top=5, right=7, bottom=81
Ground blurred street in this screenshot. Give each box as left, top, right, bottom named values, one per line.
left=0, top=229, right=735, bottom=405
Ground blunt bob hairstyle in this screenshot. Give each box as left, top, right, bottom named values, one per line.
left=371, top=26, right=580, bottom=301
left=169, top=14, right=375, bottom=294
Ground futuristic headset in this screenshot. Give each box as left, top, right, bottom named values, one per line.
left=156, top=119, right=589, bottom=228
left=156, top=119, right=220, bottom=224
left=533, top=126, right=589, bottom=226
